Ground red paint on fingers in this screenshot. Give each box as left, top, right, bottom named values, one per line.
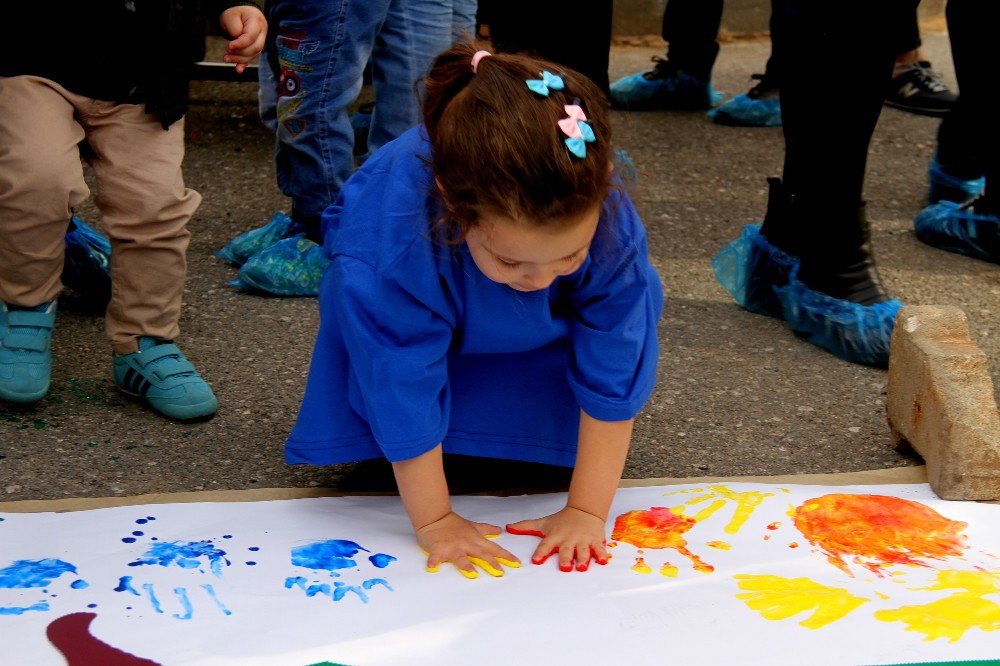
left=506, top=525, right=545, bottom=538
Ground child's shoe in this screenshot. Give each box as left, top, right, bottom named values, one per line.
left=114, top=337, right=218, bottom=421
left=927, top=156, right=985, bottom=205
left=609, top=57, right=721, bottom=111
left=708, top=74, right=782, bottom=127
left=914, top=197, right=1000, bottom=264
left=231, top=236, right=331, bottom=296
left=215, top=212, right=298, bottom=267
left=0, top=301, right=56, bottom=403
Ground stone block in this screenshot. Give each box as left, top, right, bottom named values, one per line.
left=887, top=305, right=1000, bottom=500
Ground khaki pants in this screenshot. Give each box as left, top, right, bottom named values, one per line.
left=0, top=75, right=201, bottom=354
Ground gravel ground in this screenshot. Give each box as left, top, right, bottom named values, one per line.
left=2, top=33, right=995, bottom=502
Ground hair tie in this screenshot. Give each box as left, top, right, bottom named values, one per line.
left=471, top=50, right=492, bottom=73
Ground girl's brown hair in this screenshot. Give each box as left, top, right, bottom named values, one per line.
left=423, top=44, right=612, bottom=241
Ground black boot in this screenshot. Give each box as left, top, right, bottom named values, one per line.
left=760, top=179, right=891, bottom=306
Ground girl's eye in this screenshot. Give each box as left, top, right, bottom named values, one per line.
left=497, top=258, right=520, bottom=267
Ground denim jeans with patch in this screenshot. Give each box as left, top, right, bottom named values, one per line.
left=259, top=0, right=455, bottom=228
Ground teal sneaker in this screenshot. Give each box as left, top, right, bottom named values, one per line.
left=114, top=337, right=218, bottom=421
left=0, top=301, right=56, bottom=404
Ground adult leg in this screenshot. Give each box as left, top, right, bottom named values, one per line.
left=884, top=0, right=955, bottom=117
left=662, top=0, right=725, bottom=83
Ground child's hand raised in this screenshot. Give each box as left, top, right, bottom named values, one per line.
left=219, top=5, right=267, bottom=74
left=416, top=512, right=521, bottom=579
left=506, top=506, right=610, bottom=572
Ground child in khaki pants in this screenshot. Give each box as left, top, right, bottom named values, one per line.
left=0, top=2, right=266, bottom=420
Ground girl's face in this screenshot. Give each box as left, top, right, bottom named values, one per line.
left=465, top=204, right=601, bottom=292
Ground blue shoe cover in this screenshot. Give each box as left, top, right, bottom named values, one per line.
left=914, top=201, right=1000, bottom=263
left=215, top=212, right=297, bottom=266
left=610, top=70, right=722, bottom=110
left=708, top=93, right=782, bottom=127
left=774, top=273, right=902, bottom=367
left=927, top=157, right=984, bottom=205
left=232, top=235, right=330, bottom=296
left=711, top=224, right=796, bottom=318
left=714, top=224, right=903, bottom=366
left=63, top=217, right=112, bottom=309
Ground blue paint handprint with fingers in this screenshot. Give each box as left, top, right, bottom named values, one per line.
left=0, top=558, right=88, bottom=615
left=284, top=539, right=396, bottom=604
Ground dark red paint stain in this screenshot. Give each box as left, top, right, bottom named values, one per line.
left=46, top=612, right=161, bottom=666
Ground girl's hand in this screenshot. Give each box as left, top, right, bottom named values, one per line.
left=506, top=506, right=610, bottom=572
left=416, top=512, right=521, bottom=579
left=219, top=5, right=268, bottom=74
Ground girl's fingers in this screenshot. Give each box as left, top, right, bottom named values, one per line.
left=486, top=542, right=521, bottom=567
left=557, top=546, right=576, bottom=573
left=451, top=555, right=479, bottom=579
left=574, top=544, right=593, bottom=572
left=474, top=522, right=503, bottom=538
left=506, top=519, right=545, bottom=538
left=531, top=539, right=559, bottom=566
left=592, top=541, right=610, bottom=566
left=467, top=556, right=505, bottom=577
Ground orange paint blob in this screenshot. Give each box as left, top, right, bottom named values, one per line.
left=767, top=522, right=782, bottom=531
left=789, top=542, right=799, bottom=549
left=612, top=507, right=714, bottom=574
left=792, top=494, right=968, bottom=576
left=632, top=557, right=652, bottom=574
left=763, top=535, right=771, bottom=541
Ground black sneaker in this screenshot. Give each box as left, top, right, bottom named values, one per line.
left=884, top=61, right=956, bottom=117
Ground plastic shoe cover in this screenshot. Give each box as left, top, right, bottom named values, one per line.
left=610, top=70, right=722, bottom=110
left=215, top=212, right=297, bottom=266
left=914, top=201, right=1000, bottom=264
left=708, top=93, right=782, bottom=127
left=927, top=158, right=985, bottom=205
left=114, top=337, right=217, bottom=421
left=774, top=270, right=902, bottom=367
left=232, top=235, right=331, bottom=296
left=0, top=301, right=55, bottom=403
left=714, top=225, right=902, bottom=366
left=711, top=224, right=796, bottom=318
left=63, top=217, right=112, bottom=309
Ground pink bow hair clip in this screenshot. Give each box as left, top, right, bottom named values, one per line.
left=558, top=105, right=588, bottom=139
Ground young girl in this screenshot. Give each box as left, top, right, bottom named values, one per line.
left=286, top=45, right=664, bottom=577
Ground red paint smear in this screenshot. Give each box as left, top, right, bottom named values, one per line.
left=612, top=507, right=714, bottom=573
left=506, top=526, right=545, bottom=538
left=793, top=494, right=968, bottom=576
left=767, top=521, right=781, bottom=530
left=47, top=613, right=161, bottom=666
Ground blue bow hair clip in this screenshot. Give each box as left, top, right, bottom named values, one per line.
left=525, top=71, right=565, bottom=96
left=564, top=121, right=596, bottom=159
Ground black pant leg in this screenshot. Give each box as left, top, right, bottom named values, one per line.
left=775, top=0, right=899, bottom=216
left=662, top=0, right=725, bottom=81
left=945, top=0, right=999, bottom=206
left=889, top=0, right=922, bottom=56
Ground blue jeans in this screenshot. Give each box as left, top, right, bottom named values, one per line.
left=259, top=0, right=454, bottom=225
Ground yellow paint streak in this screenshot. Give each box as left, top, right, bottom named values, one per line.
left=690, top=499, right=728, bottom=523
left=459, top=568, right=479, bottom=579
left=877, top=592, right=890, bottom=600
left=496, top=558, right=521, bottom=569
left=707, top=541, right=731, bottom=551
left=708, top=485, right=775, bottom=534
left=735, top=574, right=869, bottom=629
left=425, top=564, right=439, bottom=573
left=660, top=563, right=679, bottom=577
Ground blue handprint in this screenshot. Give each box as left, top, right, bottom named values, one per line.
left=0, top=558, right=88, bottom=615
left=285, top=539, right=395, bottom=604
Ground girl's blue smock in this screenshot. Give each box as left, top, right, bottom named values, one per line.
left=286, top=127, right=664, bottom=467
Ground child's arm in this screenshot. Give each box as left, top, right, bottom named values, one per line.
left=507, top=411, right=633, bottom=572
left=219, top=5, right=267, bottom=74
left=393, top=444, right=521, bottom=578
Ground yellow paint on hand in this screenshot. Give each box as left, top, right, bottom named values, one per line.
left=496, top=558, right=521, bottom=568
left=735, top=574, right=869, bottom=629
left=707, top=541, right=731, bottom=551
left=459, top=568, right=479, bottom=580
left=468, top=557, right=504, bottom=577
left=426, top=564, right=439, bottom=573
left=660, top=563, right=679, bottom=578
left=484, top=533, right=500, bottom=540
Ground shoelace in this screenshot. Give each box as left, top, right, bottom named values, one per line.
left=908, top=63, right=948, bottom=94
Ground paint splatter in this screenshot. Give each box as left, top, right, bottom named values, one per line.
left=706, top=541, right=731, bottom=551
left=285, top=576, right=392, bottom=604
left=874, top=570, right=1000, bottom=642
left=369, top=553, right=397, bottom=569
left=767, top=522, right=781, bottom=531
left=292, top=540, right=369, bottom=572
left=612, top=508, right=713, bottom=573
left=659, top=563, right=678, bottom=578
left=46, top=612, right=162, bottom=665
left=128, top=540, right=230, bottom=576
left=792, top=494, right=968, bottom=576
left=70, top=580, right=89, bottom=590
left=735, top=574, right=869, bottom=629
left=632, top=558, right=652, bottom=574
left=0, top=559, right=77, bottom=588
